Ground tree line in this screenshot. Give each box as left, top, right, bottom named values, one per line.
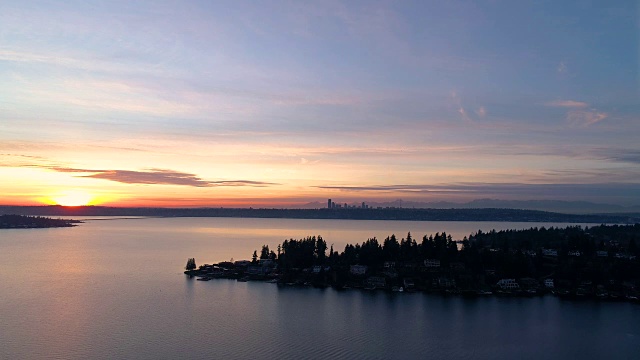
left=251, top=224, right=640, bottom=284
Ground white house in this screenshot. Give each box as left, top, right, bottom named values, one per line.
left=497, top=279, right=519, bottom=290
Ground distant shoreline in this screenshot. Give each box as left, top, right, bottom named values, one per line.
left=76, top=216, right=159, bottom=221
left=1, top=206, right=638, bottom=224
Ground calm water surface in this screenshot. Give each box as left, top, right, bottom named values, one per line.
left=1, top=217, right=638, bottom=359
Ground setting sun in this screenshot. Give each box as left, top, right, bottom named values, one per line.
left=51, top=190, right=94, bottom=207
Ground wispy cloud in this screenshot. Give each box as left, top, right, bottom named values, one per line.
left=557, top=61, right=567, bottom=74
left=545, top=100, right=608, bottom=126
left=0, top=49, right=161, bottom=77
left=317, top=182, right=640, bottom=201
left=451, top=91, right=473, bottom=123
left=566, top=109, right=608, bottom=126
left=449, top=91, right=489, bottom=123
left=318, top=184, right=445, bottom=193
left=596, top=148, right=640, bottom=165
left=0, top=153, right=59, bottom=168
left=0, top=153, right=279, bottom=188
left=45, top=166, right=279, bottom=187
left=546, top=100, right=589, bottom=108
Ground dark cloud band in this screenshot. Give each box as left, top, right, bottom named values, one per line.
left=51, top=167, right=278, bottom=187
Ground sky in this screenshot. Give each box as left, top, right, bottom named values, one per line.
left=1, top=0, right=639, bottom=207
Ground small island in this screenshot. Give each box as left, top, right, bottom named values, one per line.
left=187, top=224, right=640, bottom=303
left=0, top=214, right=82, bottom=229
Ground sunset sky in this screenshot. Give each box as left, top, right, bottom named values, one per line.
left=1, top=0, right=639, bottom=207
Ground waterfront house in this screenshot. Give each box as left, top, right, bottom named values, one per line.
left=544, top=279, right=555, bottom=288
left=311, top=265, right=331, bottom=274
left=218, top=261, right=234, bottom=268
left=402, top=261, right=420, bottom=270
left=496, top=279, right=519, bottom=290
left=435, top=277, right=456, bottom=289
left=424, top=259, right=440, bottom=268
left=234, top=260, right=251, bottom=267
left=350, top=265, right=368, bottom=276
left=403, top=278, right=415, bottom=290
left=366, top=276, right=386, bottom=289
left=246, top=265, right=261, bottom=275
left=383, top=268, right=398, bottom=279
left=258, top=259, right=275, bottom=267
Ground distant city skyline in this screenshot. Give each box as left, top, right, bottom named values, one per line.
left=1, top=1, right=639, bottom=207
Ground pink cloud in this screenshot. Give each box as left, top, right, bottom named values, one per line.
left=545, top=100, right=607, bottom=126
left=546, top=100, right=589, bottom=108
left=567, top=110, right=608, bottom=126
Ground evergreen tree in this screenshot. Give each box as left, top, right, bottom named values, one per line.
left=315, top=236, right=327, bottom=264
left=185, top=258, right=196, bottom=271
left=260, top=245, right=270, bottom=260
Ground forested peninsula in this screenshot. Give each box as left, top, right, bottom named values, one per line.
left=188, top=224, right=640, bottom=302
left=0, top=214, right=81, bottom=229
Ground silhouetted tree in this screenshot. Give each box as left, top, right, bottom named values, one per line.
left=315, top=236, right=327, bottom=264
left=185, top=258, right=196, bottom=271
left=260, top=245, right=270, bottom=260
left=383, top=234, right=399, bottom=261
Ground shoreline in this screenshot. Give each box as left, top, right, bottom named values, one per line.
left=186, top=271, right=640, bottom=304
left=186, top=224, right=640, bottom=305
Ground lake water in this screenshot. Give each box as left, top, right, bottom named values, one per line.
left=1, top=217, right=639, bottom=359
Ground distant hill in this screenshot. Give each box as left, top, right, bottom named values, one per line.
left=0, top=206, right=638, bottom=224
left=298, top=199, right=640, bottom=214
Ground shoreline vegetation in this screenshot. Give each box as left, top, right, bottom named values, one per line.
left=1, top=205, right=639, bottom=223
left=0, top=214, right=81, bottom=229
left=187, top=224, right=640, bottom=303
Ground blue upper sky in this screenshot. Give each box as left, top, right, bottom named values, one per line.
left=0, top=0, right=638, bottom=207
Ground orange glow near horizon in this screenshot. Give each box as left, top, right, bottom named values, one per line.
left=46, top=190, right=97, bottom=207
left=102, top=197, right=312, bottom=208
